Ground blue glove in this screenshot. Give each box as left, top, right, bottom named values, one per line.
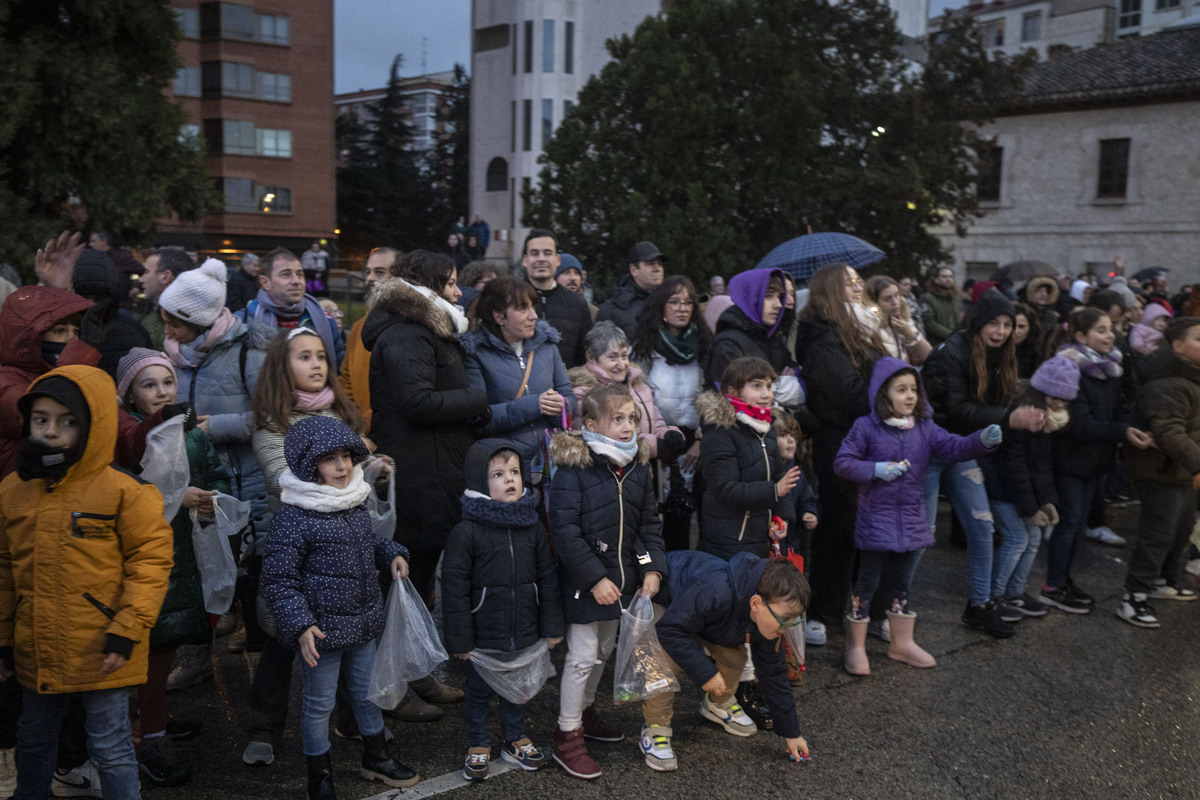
left=874, top=461, right=908, bottom=481
left=980, top=424, right=1003, bottom=448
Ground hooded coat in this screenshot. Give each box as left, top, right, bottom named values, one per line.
left=694, top=391, right=796, bottom=560
left=1127, top=343, right=1200, bottom=486
left=834, top=357, right=993, bottom=551
left=460, top=320, right=575, bottom=462
left=548, top=432, right=666, bottom=624
left=706, top=269, right=795, bottom=395
left=568, top=361, right=678, bottom=458
left=0, top=365, right=173, bottom=694
left=1130, top=303, right=1171, bottom=354
left=1024, top=276, right=1061, bottom=344
left=362, top=278, right=489, bottom=552
left=921, top=278, right=962, bottom=345
left=1051, top=344, right=1136, bottom=479
left=441, top=439, right=564, bottom=654
left=595, top=273, right=649, bottom=338
left=656, top=551, right=800, bottom=739
left=260, top=416, right=407, bottom=651
left=71, top=253, right=153, bottom=377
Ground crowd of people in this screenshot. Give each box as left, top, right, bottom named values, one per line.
left=1, top=228, right=1198, bottom=800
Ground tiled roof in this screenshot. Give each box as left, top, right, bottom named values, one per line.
left=1010, top=27, right=1200, bottom=109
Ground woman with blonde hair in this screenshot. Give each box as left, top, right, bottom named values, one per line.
left=865, top=275, right=931, bottom=366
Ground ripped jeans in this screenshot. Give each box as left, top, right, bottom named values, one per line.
left=925, top=459, right=995, bottom=606
left=850, top=548, right=924, bottom=619
left=557, top=620, right=619, bottom=731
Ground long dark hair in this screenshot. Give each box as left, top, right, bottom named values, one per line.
left=253, top=331, right=364, bottom=434
left=969, top=325, right=1018, bottom=406
left=798, top=263, right=882, bottom=372
left=631, top=275, right=713, bottom=362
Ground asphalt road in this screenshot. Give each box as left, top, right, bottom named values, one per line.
left=156, top=502, right=1200, bottom=800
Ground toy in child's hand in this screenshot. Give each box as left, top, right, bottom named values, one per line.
left=769, top=515, right=788, bottom=541
left=788, top=751, right=810, bottom=763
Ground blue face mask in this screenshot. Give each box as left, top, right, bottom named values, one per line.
left=582, top=428, right=639, bottom=467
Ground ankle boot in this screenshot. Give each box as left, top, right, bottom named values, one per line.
left=844, top=616, right=870, bottom=676
left=409, top=674, right=464, bottom=704
left=885, top=611, right=936, bottom=668
left=360, top=731, right=419, bottom=788
left=306, top=751, right=336, bottom=800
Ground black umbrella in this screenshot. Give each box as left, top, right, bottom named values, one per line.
left=991, top=260, right=1057, bottom=283
left=1133, top=266, right=1168, bottom=284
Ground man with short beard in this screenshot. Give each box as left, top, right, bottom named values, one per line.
left=922, top=266, right=963, bottom=347
left=522, top=229, right=592, bottom=368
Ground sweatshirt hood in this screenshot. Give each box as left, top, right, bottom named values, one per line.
left=867, top=356, right=924, bottom=421
left=0, top=286, right=96, bottom=375
left=1140, top=303, right=1171, bottom=325
left=728, top=268, right=786, bottom=339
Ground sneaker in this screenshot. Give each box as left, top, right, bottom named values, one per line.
left=1086, top=526, right=1126, bottom=546
left=867, top=618, right=891, bottom=642
left=166, top=643, right=212, bottom=692
left=1039, top=585, right=1092, bottom=615
left=552, top=727, right=601, bottom=780
left=1064, top=579, right=1095, bottom=607
left=0, top=747, right=15, bottom=798
left=1006, top=594, right=1049, bottom=617
left=462, top=747, right=490, bottom=781
left=581, top=704, right=624, bottom=742
left=226, top=625, right=246, bottom=653
left=138, top=735, right=192, bottom=787
left=502, top=738, right=546, bottom=771
left=242, top=739, right=274, bottom=767
left=803, top=618, right=826, bottom=646
left=961, top=601, right=1015, bottom=638
left=699, top=693, right=757, bottom=737
left=993, top=598, right=1023, bottom=623
left=214, top=608, right=239, bottom=637
left=1186, top=557, right=1200, bottom=578
left=51, top=761, right=103, bottom=798
left=1116, top=593, right=1160, bottom=628
left=1150, top=579, right=1198, bottom=602
left=639, top=725, right=677, bottom=772
left=735, top=680, right=772, bottom=731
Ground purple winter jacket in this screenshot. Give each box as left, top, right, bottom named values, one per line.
left=835, top=357, right=994, bottom=552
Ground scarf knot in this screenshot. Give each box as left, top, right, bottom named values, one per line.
left=655, top=324, right=700, bottom=366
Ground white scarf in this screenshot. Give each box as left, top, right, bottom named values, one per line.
left=884, top=416, right=915, bottom=429
left=400, top=278, right=469, bottom=334
left=582, top=430, right=639, bottom=466
left=279, top=465, right=371, bottom=512
left=735, top=412, right=772, bottom=435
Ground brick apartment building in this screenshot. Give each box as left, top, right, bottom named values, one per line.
left=157, top=1, right=337, bottom=259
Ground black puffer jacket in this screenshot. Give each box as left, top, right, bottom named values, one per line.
left=982, top=415, right=1058, bottom=518
left=1052, top=363, right=1135, bottom=480
left=532, top=282, right=593, bottom=368
left=595, top=273, right=649, bottom=338
left=548, top=431, right=666, bottom=624
left=793, top=317, right=877, bottom=441
left=441, top=439, right=564, bottom=654
left=362, top=278, right=490, bottom=551
left=706, top=305, right=793, bottom=390
left=694, top=392, right=795, bottom=560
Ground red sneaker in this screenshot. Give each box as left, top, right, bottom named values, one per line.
left=552, top=727, right=601, bottom=780
left=581, top=705, right=624, bottom=742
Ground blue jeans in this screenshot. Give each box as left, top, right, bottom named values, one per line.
left=464, top=661, right=526, bottom=748
left=1045, top=474, right=1096, bottom=589
left=298, top=640, right=384, bottom=757
left=925, top=459, right=996, bottom=606
left=850, top=549, right=924, bottom=618
left=990, top=500, right=1041, bottom=599
left=16, top=687, right=139, bottom=800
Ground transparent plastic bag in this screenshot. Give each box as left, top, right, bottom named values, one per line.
left=362, top=458, right=396, bottom=539
left=190, top=493, right=247, bottom=614
left=612, top=594, right=680, bottom=704
left=139, top=415, right=189, bottom=521
left=368, top=577, right=449, bottom=709
left=469, top=642, right=556, bottom=705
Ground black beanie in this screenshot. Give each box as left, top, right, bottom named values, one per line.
left=17, top=375, right=92, bottom=473
left=71, top=249, right=122, bottom=303
left=965, top=289, right=1016, bottom=339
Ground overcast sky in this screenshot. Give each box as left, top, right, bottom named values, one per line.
left=334, top=0, right=965, bottom=95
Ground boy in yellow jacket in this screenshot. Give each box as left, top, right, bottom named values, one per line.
left=0, top=365, right=172, bottom=799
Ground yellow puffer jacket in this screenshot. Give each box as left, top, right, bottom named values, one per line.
left=0, top=365, right=173, bottom=693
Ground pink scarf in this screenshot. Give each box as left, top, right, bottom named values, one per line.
left=294, top=386, right=335, bottom=411
left=164, top=307, right=239, bottom=368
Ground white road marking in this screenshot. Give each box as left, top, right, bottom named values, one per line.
left=355, top=760, right=517, bottom=799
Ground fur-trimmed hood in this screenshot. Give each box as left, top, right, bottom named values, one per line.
left=566, top=361, right=646, bottom=390
left=459, top=319, right=560, bottom=357
left=549, top=429, right=651, bottom=468
left=695, top=390, right=738, bottom=428
left=362, top=277, right=466, bottom=347
left=1026, top=276, right=1059, bottom=306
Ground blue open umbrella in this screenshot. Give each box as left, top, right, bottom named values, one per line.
left=755, top=232, right=886, bottom=281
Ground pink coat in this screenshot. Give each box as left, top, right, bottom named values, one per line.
left=568, top=361, right=679, bottom=458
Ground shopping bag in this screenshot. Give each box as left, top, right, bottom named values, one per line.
left=368, top=577, right=449, bottom=709
left=362, top=458, right=396, bottom=539
left=770, top=539, right=806, bottom=681
left=468, top=642, right=556, bottom=705
left=612, top=593, right=680, bottom=704
left=139, top=415, right=190, bottom=522
left=190, top=492, right=247, bottom=614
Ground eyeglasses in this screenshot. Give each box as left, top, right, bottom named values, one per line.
left=666, top=299, right=695, bottom=309
left=764, top=602, right=805, bottom=630
left=846, top=277, right=864, bottom=287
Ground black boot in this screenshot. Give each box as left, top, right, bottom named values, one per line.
left=306, top=751, right=336, bottom=800
left=735, top=680, right=772, bottom=731
left=360, top=731, right=419, bottom=789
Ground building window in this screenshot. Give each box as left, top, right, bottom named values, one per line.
left=523, top=20, right=533, bottom=73
left=259, top=14, right=290, bottom=45
left=256, top=185, right=291, bottom=213
left=224, top=178, right=256, bottom=212
left=512, top=24, right=517, bottom=74
left=257, top=128, right=292, bottom=157
left=564, top=99, right=575, bottom=118
left=980, top=19, right=1005, bottom=47
left=474, top=23, right=509, bottom=53
left=174, top=67, right=200, bottom=97
left=976, top=146, right=1003, bottom=202
left=542, top=99, right=553, bottom=146
left=543, top=20, right=555, bottom=72
left=1119, top=0, right=1141, bottom=28
left=175, top=8, right=199, bottom=38
left=965, top=261, right=1000, bottom=281
left=564, top=21, right=574, bottom=74
left=202, top=63, right=291, bottom=101
left=1156, top=0, right=1181, bottom=8
left=223, top=120, right=256, bottom=155
left=511, top=101, right=516, bottom=152
left=220, top=62, right=255, bottom=97
left=522, top=99, right=532, bottom=151
left=1097, top=138, right=1130, bottom=199
left=486, top=157, right=508, bottom=192
left=1021, top=11, right=1041, bottom=42
left=257, top=71, right=291, bottom=102
left=201, top=3, right=289, bottom=44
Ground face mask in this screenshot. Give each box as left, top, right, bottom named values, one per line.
left=15, top=438, right=75, bottom=482
left=42, top=340, right=68, bottom=366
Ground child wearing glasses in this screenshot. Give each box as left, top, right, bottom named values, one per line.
left=834, top=357, right=999, bottom=676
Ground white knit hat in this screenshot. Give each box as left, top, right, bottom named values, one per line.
left=158, top=258, right=228, bottom=328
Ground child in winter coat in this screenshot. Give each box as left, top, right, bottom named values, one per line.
left=548, top=383, right=667, bottom=780
left=116, top=349, right=230, bottom=786
left=0, top=365, right=172, bottom=799
left=984, top=356, right=1080, bottom=621
left=442, top=439, right=564, bottom=781
left=772, top=411, right=819, bottom=559
left=1129, top=303, right=1171, bottom=355
left=835, top=357, right=1000, bottom=675
left=260, top=416, right=416, bottom=799
left=1120, top=317, right=1200, bottom=628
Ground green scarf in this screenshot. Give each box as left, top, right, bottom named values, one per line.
left=656, top=324, right=700, bottom=366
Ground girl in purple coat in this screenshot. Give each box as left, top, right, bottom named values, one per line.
left=835, top=357, right=1000, bottom=676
